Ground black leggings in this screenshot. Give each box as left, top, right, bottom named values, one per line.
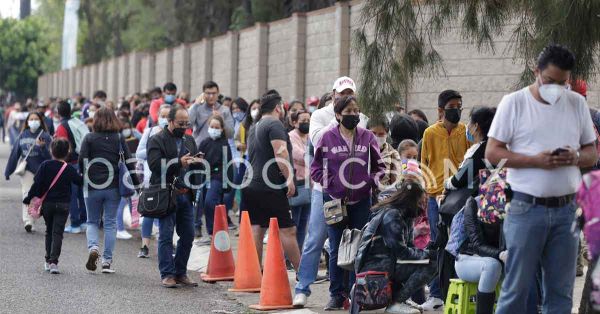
left=392, top=260, right=438, bottom=303
left=42, top=202, right=69, bottom=264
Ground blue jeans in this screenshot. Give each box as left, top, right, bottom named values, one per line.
left=117, top=197, right=132, bottom=232
left=69, top=163, right=87, bottom=227
left=455, top=254, right=502, bottom=293
left=496, top=200, right=578, bottom=314
left=158, top=194, right=195, bottom=279
left=325, top=194, right=371, bottom=298
left=427, top=196, right=442, bottom=299
left=203, top=178, right=227, bottom=235
left=223, top=163, right=246, bottom=215
left=295, top=188, right=328, bottom=296
left=85, top=188, right=120, bottom=263
left=141, top=217, right=157, bottom=239
left=291, top=202, right=311, bottom=251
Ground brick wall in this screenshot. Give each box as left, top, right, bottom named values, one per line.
left=154, top=49, right=173, bottom=88
left=304, top=6, right=338, bottom=99
left=140, top=53, right=155, bottom=91
left=238, top=25, right=268, bottom=100
left=212, top=32, right=238, bottom=97
left=172, top=44, right=191, bottom=94
left=189, top=39, right=212, bottom=98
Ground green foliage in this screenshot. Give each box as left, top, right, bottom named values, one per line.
left=0, top=17, right=50, bottom=98
left=355, top=0, right=600, bottom=119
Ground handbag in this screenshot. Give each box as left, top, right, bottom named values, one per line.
left=137, top=179, right=177, bottom=218
left=15, top=131, right=44, bottom=176
left=337, top=227, right=362, bottom=271
left=118, top=134, right=135, bottom=197
left=439, top=186, right=475, bottom=215
left=353, top=271, right=393, bottom=311
left=28, top=162, right=68, bottom=219
left=323, top=133, right=356, bottom=226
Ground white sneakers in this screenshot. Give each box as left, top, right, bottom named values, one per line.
left=420, top=297, right=444, bottom=311
left=116, top=230, right=132, bottom=240
left=385, top=302, right=421, bottom=314
left=293, top=293, right=307, bottom=308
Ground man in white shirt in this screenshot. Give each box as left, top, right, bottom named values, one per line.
left=486, top=44, right=598, bottom=314
left=294, top=76, right=368, bottom=309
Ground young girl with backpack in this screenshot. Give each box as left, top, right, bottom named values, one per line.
left=23, top=139, right=83, bottom=274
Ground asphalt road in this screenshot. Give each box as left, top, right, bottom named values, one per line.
left=0, top=142, right=244, bottom=314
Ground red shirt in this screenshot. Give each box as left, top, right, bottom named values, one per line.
left=136, top=117, right=148, bottom=134
left=149, top=98, right=188, bottom=124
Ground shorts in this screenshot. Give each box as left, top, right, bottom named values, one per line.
left=242, top=185, right=295, bottom=228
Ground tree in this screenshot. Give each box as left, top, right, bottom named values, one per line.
left=355, top=0, right=600, bottom=119
left=0, top=17, right=50, bottom=98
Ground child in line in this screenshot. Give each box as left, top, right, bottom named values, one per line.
left=23, top=139, right=83, bottom=274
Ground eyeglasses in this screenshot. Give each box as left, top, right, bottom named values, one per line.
left=174, top=121, right=191, bottom=128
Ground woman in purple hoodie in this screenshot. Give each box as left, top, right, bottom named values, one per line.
left=311, top=95, right=385, bottom=310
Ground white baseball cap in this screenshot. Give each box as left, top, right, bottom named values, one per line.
left=332, top=76, right=356, bottom=93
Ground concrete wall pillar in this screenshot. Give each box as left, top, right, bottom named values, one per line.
left=117, top=55, right=129, bottom=98
left=335, top=1, right=351, bottom=77
left=190, top=39, right=213, bottom=98
left=127, top=52, right=142, bottom=95
left=291, top=13, right=307, bottom=100
left=140, top=53, right=156, bottom=91
left=172, top=44, right=191, bottom=94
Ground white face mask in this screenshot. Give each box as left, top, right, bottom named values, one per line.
left=538, top=75, right=567, bottom=105
left=251, top=109, right=259, bottom=120
left=158, top=117, right=168, bottom=128
left=88, top=111, right=96, bottom=119
left=208, top=127, right=222, bottom=140
left=376, top=136, right=387, bottom=147
left=29, top=120, right=41, bottom=132
left=122, top=129, right=132, bottom=138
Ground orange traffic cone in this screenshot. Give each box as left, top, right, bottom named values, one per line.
left=228, top=211, right=262, bottom=292
left=200, top=204, right=235, bottom=282
left=249, top=218, right=294, bottom=310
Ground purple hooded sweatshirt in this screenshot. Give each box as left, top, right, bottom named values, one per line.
left=311, top=126, right=385, bottom=202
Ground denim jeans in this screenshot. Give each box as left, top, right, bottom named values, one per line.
left=427, top=196, right=442, bottom=299
left=85, top=188, right=120, bottom=263
left=455, top=254, right=503, bottom=293
left=141, top=217, right=157, bottom=239
left=291, top=186, right=311, bottom=250
left=117, top=197, right=132, bottom=232
left=203, top=178, right=227, bottom=235
left=295, top=188, right=328, bottom=296
left=223, top=162, right=246, bottom=215
left=496, top=200, right=578, bottom=314
left=158, top=194, right=195, bottom=279
left=42, top=202, right=70, bottom=264
left=324, top=194, right=371, bottom=298
left=69, top=163, right=87, bottom=228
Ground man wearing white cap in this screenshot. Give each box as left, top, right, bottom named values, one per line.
left=294, top=76, right=369, bottom=309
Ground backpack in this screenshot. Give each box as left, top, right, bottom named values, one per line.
left=477, top=168, right=511, bottom=224
left=445, top=203, right=468, bottom=257
left=62, top=118, right=89, bottom=154
left=576, top=170, right=600, bottom=259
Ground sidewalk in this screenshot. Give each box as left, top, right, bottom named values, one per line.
left=185, top=229, right=586, bottom=314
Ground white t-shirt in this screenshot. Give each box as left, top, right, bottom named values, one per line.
left=488, top=87, right=596, bottom=197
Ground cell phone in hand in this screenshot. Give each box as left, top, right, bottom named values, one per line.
left=551, top=148, right=569, bottom=156
left=194, top=152, right=205, bottom=158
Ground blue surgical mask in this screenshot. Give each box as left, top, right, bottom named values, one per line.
left=233, top=112, right=245, bottom=122
left=208, top=127, right=222, bottom=140
left=158, top=117, right=169, bottom=128
left=164, top=95, right=176, bottom=104
left=466, top=125, right=475, bottom=142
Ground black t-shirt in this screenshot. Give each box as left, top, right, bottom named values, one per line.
left=246, top=117, right=293, bottom=190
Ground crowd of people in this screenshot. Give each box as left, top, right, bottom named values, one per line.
left=2, top=43, right=599, bottom=313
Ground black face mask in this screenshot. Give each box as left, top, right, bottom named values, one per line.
left=444, top=108, right=462, bottom=124
left=298, top=122, right=310, bottom=134
left=340, top=114, right=360, bottom=130
left=172, top=127, right=186, bottom=138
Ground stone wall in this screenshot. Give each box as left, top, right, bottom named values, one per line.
left=38, top=0, right=599, bottom=122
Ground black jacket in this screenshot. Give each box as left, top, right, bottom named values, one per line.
left=358, top=206, right=431, bottom=273
left=197, top=136, right=234, bottom=186
left=78, top=132, right=140, bottom=190
left=24, top=160, right=82, bottom=204
left=449, top=141, right=488, bottom=191
left=147, top=128, right=202, bottom=194
left=458, top=197, right=504, bottom=259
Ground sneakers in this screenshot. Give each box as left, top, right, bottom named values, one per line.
left=137, top=245, right=150, bottom=258
left=86, top=249, right=99, bottom=271
left=324, top=295, right=346, bottom=311
left=385, top=302, right=421, bottom=314
left=44, top=262, right=50, bottom=272
left=64, top=225, right=82, bottom=234
left=116, top=230, right=132, bottom=240
left=576, top=265, right=585, bottom=277
left=24, top=224, right=32, bottom=233
left=101, top=262, right=115, bottom=274
left=194, top=236, right=211, bottom=246
left=49, top=263, right=60, bottom=274
left=293, top=293, right=307, bottom=308
left=314, top=274, right=329, bottom=284
left=228, top=224, right=238, bottom=231
left=421, top=297, right=444, bottom=311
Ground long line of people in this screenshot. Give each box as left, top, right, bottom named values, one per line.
left=3, top=43, right=598, bottom=313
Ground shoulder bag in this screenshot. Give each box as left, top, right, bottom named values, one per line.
left=28, top=162, right=68, bottom=219
left=137, top=178, right=177, bottom=218
left=14, top=131, right=44, bottom=176
left=118, top=134, right=135, bottom=197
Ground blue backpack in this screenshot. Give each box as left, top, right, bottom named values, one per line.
left=445, top=200, right=470, bottom=257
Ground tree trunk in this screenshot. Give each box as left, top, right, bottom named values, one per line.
left=20, top=0, right=31, bottom=19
